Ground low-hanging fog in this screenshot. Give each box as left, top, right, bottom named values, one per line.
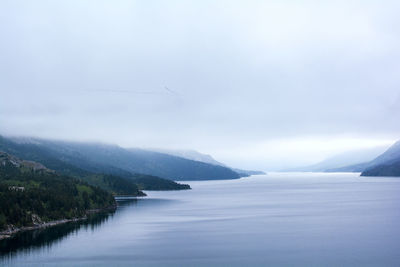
left=1, top=0, right=399, bottom=170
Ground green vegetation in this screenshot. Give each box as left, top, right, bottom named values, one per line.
left=0, top=152, right=115, bottom=230
left=131, top=174, right=191, bottom=190
left=83, top=174, right=146, bottom=196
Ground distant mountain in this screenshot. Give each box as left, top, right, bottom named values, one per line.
left=153, top=149, right=226, bottom=166
left=231, top=168, right=266, bottom=176
left=361, top=140, right=400, bottom=177
left=0, top=136, right=239, bottom=181
left=285, top=146, right=388, bottom=172
left=151, top=149, right=265, bottom=176
left=325, top=162, right=370, bottom=172
left=0, top=136, right=189, bottom=193
left=328, top=140, right=400, bottom=176
left=365, top=140, right=400, bottom=166
left=124, top=148, right=240, bottom=180
left=361, top=160, right=400, bottom=177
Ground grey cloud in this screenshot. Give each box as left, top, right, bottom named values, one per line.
left=1, top=0, right=399, bottom=169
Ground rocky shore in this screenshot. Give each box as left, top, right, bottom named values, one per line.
left=0, top=204, right=117, bottom=240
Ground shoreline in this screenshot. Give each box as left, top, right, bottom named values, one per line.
left=0, top=204, right=117, bottom=240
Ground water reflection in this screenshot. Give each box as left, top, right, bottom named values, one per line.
left=0, top=198, right=138, bottom=258
left=2, top=175, right=400, bottom=266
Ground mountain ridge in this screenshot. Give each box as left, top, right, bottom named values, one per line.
left=361, top=140, right=400, bottom=177
left=150, top=148, right=265, bottom=176
left=1, top=135, right=240, bottom=181
left=0, top=135, right=190, bottom=193
left=283, top=146, right=389, bottom=172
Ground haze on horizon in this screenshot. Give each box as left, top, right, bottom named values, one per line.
left=1, top=0, right=399, bottom=170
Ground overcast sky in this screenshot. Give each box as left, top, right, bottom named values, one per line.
left=1, top=0, right=399, bottom=170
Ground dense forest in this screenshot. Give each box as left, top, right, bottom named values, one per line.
left=131, top=174, right=190, bottom=190
left=0, top=152, right=115, bottom=231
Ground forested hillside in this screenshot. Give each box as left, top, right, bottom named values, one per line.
left=1, top=136, right=240, bottom=181
left=0, top=152, right=115, bottom=231
left=0, top=136, right=190, bottom=192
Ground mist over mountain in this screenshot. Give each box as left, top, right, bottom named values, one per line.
left=151, top=148, right=265, bottom=176
left=0, top=135, right=190, bottom=193
left=151, top=149, right=227, bottom=167
left=124, top=148, right=240, bottom=180
left=0, top=135, right=240, bottom=181
left=1, top=0, right=400, bottom=263
left=286, top=146, right=389, bottom=172
left=361, top=140, right=400, bottom=177
left=365, top=140, right=400, bottom=166
left=1, top=1, right=399, bottom=169
left=361, top=161, right=400, bottom=177
left=320, top=140, right=400, bottom=177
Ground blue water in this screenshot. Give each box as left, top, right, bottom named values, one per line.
left=1, top=172, right=400, bottom=266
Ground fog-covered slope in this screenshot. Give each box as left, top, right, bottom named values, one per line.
left=365, top=141, right=400, bottom=166
left=125, top=148, right=240, bottom=180
left=1, top=136, right=239, bottom=181
left=285, top=146, right=388, bottom=172
left=361, top=160, right=400, bottom=177
left=152, top=149, right=265, bottom=176
left=361, top=141, right=400, bottom=177
left=153, top=149, right=226, bottom=166
left=325, top=140, right=400, bottom=176
left=0, top=136, right=189, bottom=192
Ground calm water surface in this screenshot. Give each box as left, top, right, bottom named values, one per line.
left=1, top=172, right=400, bottom=266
